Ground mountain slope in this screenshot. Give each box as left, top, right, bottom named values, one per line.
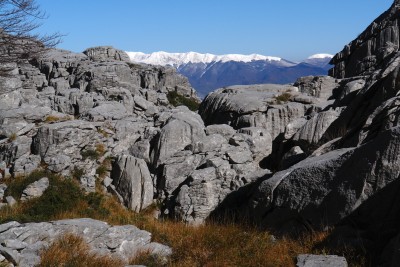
left=128, top=52, right=333, bottom=97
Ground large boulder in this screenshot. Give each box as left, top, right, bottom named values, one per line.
left=31, top=120, right=101, bottom=175
left=83, top=46, right=131, bottom=62
left=199, top=84, right=312, bottom=139
left=151, top=107, right=206, bottom=167
left=294, top=76, right=339, bottom=100
left=248, top=124, right=400, bottom=231
left=111, top=155, right=153, bottom=212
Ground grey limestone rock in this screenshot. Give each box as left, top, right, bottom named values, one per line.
left=191, top=134, right=227, bottom=154
left=330, top=1, right=400, bottom=78
left=151, top=107, right=206, bottom=167
left=80, top=175, right=96, bottom=193
left=199, top=85, right=310, bottom=139
left=112, top=155, right=153, bottom=212
left=294, top=76, right=339, bottom=100
left=292, top=109, right=340, bottom=151
left=226, top=146, right=253, bottom=164
left=82, top=102, right=131, bottom=122
left=5, top=196, right=16, bottom=207
left=238, top=127, right=273, bottom=161
left=128, top=140, right=151, bottom=163
left=0, top=90, right=22, bottom=111
left=0, top=184, right=6, bottom=201
left=160, top=152, right=204, bottom=196
left=249, top=123, right=400, bottom=231
left=0, top=218, right=172, bottom=266
left=32, top=120, right=101, bottom=175
left=205, top=124, right=236, bottom=139
left=20, top=177, right=49, bottom=201
left=83, top=46, right=131, bottom=62
left=296, top=254, right=348, bottom=267
left=0, top=105, right=51, bottom=123
left=174, top=167, right=219, bottom=225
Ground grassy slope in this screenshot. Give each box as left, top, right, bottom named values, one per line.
left=0, top=171, right=366, bottom=267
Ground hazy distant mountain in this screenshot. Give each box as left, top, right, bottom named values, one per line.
left=127, top=51, right=333, bottom=97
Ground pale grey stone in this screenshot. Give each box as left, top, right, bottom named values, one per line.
left=296, top=254, right=348, bottom=267
left=5, top=197, right=16, bottom=207
left=128, top=140, right=151, bottom=163
left=83, top=102, right=130, bottom=121
left=191, top=134, right=227, bottom=153
left=293, top=110, right=339, bottom=148
left=0, top=218, right=172, bottom=265
left=239, top=127, right=273, bottom=161
left=83, top=46, right=130, bottom=62
left=152, top=108, right=205, bottom=167
left=103, top=177, right=113, bottom=188
left=134, top=95, right=151, bottom=111
left=0, top=184, right=7, bottom=201
left=205, top=124, right=236, bottom=139
left=80, top=176, right=96, bottom=193
left=199, top=84, right=309, bottom=139
left=226, top=147, right=253, bottom=164
left=0, top=245, right=19, bottom=265
left=21, top=177, right=49, bottom=201
left=112, top=155, right=153, bottom=212
left=12, top=154, right=41, bottom=177
left=3, top=239, right=27, bottom=250
left=161, top=154, right=203, bottom=196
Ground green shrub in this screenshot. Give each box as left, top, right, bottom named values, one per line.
left=0, top=172, right=114, bottom=223
left=5, top=170, right=51, bottom=199
left=72, top=167, right=85, bottom=180
left=1, top=172, right=84, bottom=223
left=167, top=91, right=200, bottom=111
left=81, top=149, right=100, bottom=160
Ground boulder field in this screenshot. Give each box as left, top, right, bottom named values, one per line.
left=2, top=1, right=400, bottom=265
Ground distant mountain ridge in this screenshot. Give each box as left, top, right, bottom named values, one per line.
left=127, top=51, right=333, bottom=97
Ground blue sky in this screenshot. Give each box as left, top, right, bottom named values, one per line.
left=35, top=0, right=393, bottom=61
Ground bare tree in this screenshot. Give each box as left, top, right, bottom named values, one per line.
left=0, top=0, right=62, bottom=67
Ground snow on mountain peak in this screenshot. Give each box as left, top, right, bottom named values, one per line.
left=307, top=53, right=334, bottom=59
left=126, top=51, right=282, bottom=66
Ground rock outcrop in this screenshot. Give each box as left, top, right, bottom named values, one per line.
left=111, top=155, right=153, bottom=212
left=330, top=0, right=400, bottom=78
left=4, top=3, right=400, bottom=262
left=0, top=218, right=171, bottom=266
left=207, top=1, right=400, bottom=264
left=199, top=84, right=323, bottom=139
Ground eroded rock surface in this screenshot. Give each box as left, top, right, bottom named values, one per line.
left=0, top=218, right=171, bottom=266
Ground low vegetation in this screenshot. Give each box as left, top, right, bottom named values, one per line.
left=0, top=170, right=367, bottom=266
left=167, top=90, right=200, bottom=111
left=39, top=234, right=123, bottom=267
left=8, top=132, right=17, bottom=142
left=44, top=115, right=72, bottom=123
left=275, top=92, right=292, bottom=104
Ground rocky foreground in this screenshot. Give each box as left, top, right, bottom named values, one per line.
left=1, top=0, right=400, bottom=266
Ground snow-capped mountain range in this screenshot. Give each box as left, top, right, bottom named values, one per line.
left=127, top=51, right=285, bottom=66
left=127, top=51, right=333, bottom=97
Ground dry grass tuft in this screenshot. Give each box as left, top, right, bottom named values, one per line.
left=8, top=132, right=17, bottom=142
left=39, top=233, right=123, bottom=267
left=44, top=115, right=72, bottom=123
left=95, top=143, right=106, bottom=156
left=275, top=92, right=292, bottom=104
